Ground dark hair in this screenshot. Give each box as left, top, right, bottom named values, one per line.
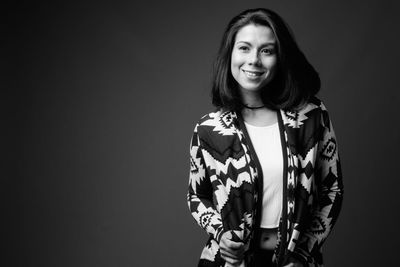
left=211, top=8, right=320, bottom=111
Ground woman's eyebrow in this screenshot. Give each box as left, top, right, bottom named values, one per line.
left=235, top=41, right=251, bottom=45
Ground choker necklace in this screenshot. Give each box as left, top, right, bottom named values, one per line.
left=242, top=103, right=265, bottom=110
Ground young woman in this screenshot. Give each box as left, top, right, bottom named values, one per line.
left=188, top=8, right=343, bottom=267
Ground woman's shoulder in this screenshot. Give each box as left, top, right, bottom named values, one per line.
left=299, top=96, right=328, bottom=113
left=281, top=96, right=331, bottom=128
left=292, top=96, right=331, bottom=116
left=193, top=109, right=239, bottom=137
left=196, top=109, right=237, bottom=127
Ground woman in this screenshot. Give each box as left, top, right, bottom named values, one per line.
left=188, top=8, right=343, bottom=267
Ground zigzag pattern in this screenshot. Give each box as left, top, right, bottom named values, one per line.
left=188, top=98, right=343, bottom=267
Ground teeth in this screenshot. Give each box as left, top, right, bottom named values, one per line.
left=244, top=70, right=262, bottom=77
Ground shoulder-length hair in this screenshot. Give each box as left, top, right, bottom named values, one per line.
left=211, top=8, right=320, bottom=111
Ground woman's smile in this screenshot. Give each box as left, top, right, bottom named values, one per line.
left=242, top=69, right=266, bottom=79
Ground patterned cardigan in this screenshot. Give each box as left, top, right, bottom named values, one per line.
left=187, top=97, right=343, bottom=267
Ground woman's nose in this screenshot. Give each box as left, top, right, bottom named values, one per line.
left=248, top=51, right=261, bottom=65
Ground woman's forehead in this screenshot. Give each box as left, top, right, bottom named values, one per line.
left=235, top=24, right=276, bottom=44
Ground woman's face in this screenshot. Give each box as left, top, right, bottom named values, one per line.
left=231, top=24, right=278, bottom=96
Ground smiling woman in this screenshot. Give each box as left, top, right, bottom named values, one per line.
left=187, top=8, right=343, bottom=267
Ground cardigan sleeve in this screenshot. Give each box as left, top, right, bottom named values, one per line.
left=293, top=104, right=344, bottom=264
left=187, top=123, right=224, bottom=242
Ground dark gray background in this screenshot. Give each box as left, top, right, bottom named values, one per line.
left=2, top=0, right=399, bottom=266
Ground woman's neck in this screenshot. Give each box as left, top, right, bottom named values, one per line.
left=241, top=107, right=277, bottom=127
left=239, top=89, right=277, bottom=127
left=240, top=91, right=264, bottom=108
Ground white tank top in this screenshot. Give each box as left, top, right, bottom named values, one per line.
left=244, top=121, right=283, bottom=228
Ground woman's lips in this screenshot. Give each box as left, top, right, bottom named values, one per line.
left=242, top=69, right=264, bottom=78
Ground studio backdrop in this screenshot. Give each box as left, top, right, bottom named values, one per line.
left=2, top=0, right=399, bottom=266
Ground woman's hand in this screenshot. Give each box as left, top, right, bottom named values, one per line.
left=219, top=231, right=245, bottom=267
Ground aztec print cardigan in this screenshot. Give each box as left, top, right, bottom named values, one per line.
left=187, top=97, right=343, bottom=267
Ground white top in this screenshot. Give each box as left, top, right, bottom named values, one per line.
left=244, top=121, right=283, bottom=228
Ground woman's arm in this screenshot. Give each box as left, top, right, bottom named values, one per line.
left=293, top=104, right=344, bottom=264
left=187, top=124, right=224, bottom=242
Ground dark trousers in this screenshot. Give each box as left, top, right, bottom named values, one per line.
left=253, top=248, right=275, bottom=267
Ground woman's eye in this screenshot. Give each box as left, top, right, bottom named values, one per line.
left=261, top=48, right=274, bottom=55
left=238, top=46, right=249, bottom=51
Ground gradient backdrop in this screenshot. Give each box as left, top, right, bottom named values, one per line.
left=2, top=0, right=400, bottom=266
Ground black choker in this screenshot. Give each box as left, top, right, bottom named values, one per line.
left=242, top=103, right=265, bottom=110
